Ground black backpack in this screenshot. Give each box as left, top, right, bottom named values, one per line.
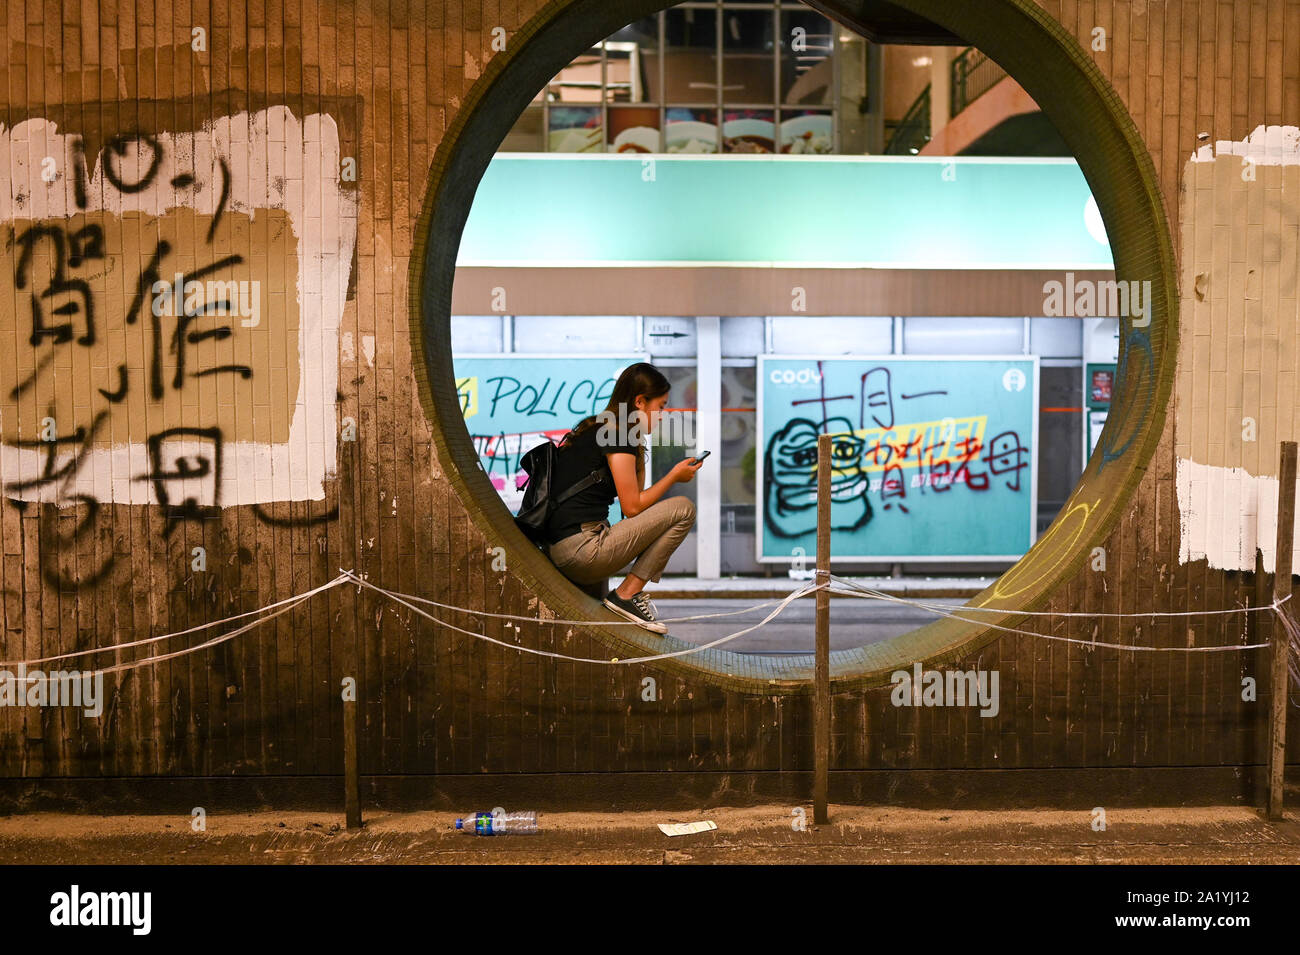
left=514, top=436, right=607, bottom=546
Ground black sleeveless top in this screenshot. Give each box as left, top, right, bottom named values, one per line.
left=543, top=425, right=640, bottom=544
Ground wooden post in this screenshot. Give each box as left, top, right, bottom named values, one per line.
left=1267, top=441, right=1296, bottom=819
left=340, top=437, right=362, bottom=829
left=814, top=433, right=831, bottom=825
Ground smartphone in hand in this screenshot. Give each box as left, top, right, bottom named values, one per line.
left=690, top=450, right=711, bottom=465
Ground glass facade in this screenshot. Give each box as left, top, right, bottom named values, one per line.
left=501, top=1, right=838, bottom=156
left=474, top=12, right=1097, bottom=579
left=452, top=313, right=1087, bottom=576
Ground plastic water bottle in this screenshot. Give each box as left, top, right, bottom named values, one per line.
left=455, top=810, right=537, bottom=835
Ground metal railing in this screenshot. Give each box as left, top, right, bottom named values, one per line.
left=883, top=83, right=931, bottom=155
left=950, top=46, right=1008, bottom=118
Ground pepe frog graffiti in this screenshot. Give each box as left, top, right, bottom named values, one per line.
left=764, top=416, right=873, bottom=538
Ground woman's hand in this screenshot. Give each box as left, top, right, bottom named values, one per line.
left=609, top=452, right=703, bottom=516
left=670, top=456, right=705, bottom=484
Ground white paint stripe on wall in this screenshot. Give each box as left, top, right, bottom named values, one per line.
left=1192, top=122, right=1300, bottom=164
left=0, top=105, right=359, bottom=505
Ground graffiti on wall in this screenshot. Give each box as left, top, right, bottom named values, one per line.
left=453, top=355, right=635, bottom=514
left=758, top=356, right=1038, bottom=561
left=0, top=106, right=359, bottom=585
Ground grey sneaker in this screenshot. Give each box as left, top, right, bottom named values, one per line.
left=603, top=589, right=668, bottom=634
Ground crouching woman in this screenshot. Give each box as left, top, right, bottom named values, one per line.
left=544, top=362, right=703, bottom=633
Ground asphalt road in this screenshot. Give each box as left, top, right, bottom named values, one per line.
left=651, top=596, right=970, bottom=653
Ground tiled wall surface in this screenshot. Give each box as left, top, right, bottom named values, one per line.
left=0, top=0, right=1295, bottom=779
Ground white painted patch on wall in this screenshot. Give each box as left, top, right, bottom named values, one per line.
left=1177, top=457, right=1300, bottom=573
left=0, top=105, right=359, bottom=505
left=1176, top=123, right=1300, bottom=572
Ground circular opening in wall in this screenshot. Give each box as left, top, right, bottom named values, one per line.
left=410, top=0, right=1176, bottom=693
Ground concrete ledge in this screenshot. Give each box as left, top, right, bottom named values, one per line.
left=1, top=767, right=1296, bottom=814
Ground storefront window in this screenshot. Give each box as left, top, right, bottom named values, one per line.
left=548, top=106, right=603, bottom=152
left=547, top=46, right=603, bottom=103
left=652, top=365, right=698, bottom=507
left=719, top=362, right=758, bottom=573
left=664, top=7, right=719, bottom=104
left=722, top=7, right=775, bottom=104
left=606, top=17, right=660, bottom=103
left=608, top=106, right=661, bottom=154
left=666, top=107, right=719, bottom=153
left=779, top=108, right=833, bottom=154
left=504, top=3, right=841, bottom=156
left=779, top=9, right=834, bottom=105
left=723, top=108, right=775, bottom=153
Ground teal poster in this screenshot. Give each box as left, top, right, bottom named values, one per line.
left=757, top=356, right=1039, bottom=561
left=453, top=355, right=638, bottom=516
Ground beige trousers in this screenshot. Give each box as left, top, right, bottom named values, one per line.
left=547, top=495, right=696, bottom=586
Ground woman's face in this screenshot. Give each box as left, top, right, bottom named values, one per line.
left=636, top=392, right=670, bottom=432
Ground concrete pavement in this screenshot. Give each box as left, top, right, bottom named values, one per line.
left=2, top=806, right=1297, bottom=864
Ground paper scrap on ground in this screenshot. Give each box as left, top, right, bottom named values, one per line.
left=657, top=821, right=718, bottom=837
